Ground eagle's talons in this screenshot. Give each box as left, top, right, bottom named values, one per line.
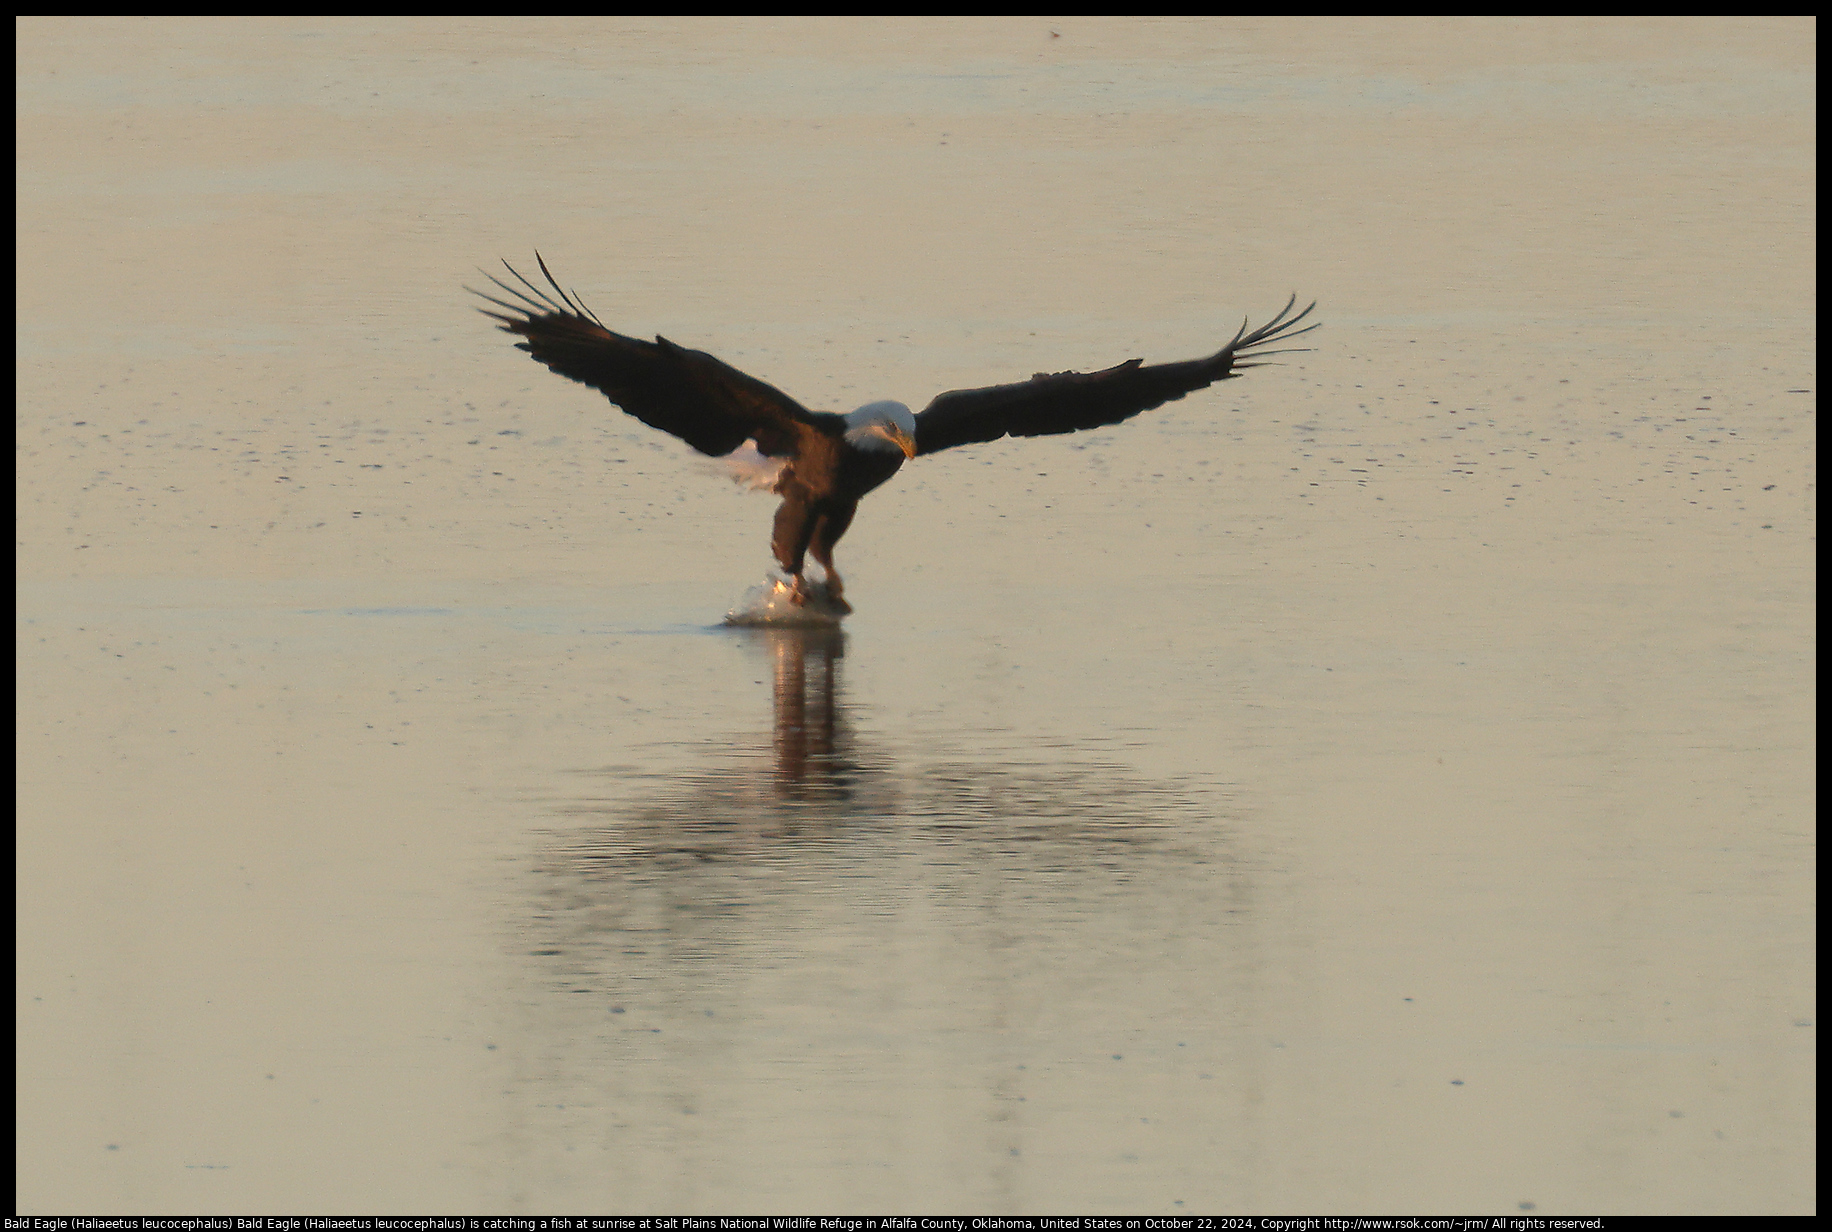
left=820, top=569, right=853, bottom=614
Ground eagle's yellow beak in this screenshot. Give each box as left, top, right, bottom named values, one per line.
left=893, top=426, right=918, bottom=459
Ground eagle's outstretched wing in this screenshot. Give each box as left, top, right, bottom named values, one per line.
left=470, top=255, right=835, bottom=457
left=912, top=297, right=1317, bottom=456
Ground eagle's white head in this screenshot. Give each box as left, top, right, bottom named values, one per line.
left=843, top=400, right=919, bottom=459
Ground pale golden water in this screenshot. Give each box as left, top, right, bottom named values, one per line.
left=15, top=17, right=1813, bottom=1214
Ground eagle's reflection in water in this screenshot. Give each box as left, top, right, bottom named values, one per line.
left=548, top=626, right=908, bottom=869
left=511, top=632, right=1244, bottom=1209
left=763, top=625, right=847, bottom=797
left=534, top=614, right=1234, bottom=888
left=540, top=613, right=1242, bottom=885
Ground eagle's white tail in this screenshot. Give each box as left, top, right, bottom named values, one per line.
left=722, top=441, right=787, bottom=491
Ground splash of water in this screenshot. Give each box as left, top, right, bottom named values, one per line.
left=723, top=575, right=848, bottom=627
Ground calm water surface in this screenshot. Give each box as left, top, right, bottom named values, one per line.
left=16, top=17, right=1813, bottom=1214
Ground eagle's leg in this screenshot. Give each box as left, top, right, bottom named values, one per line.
left=772, top=496, right=817, bottom=607
left=809, top=504, right=858, bottom=614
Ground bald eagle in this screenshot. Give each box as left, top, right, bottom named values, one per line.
left=471, top=256, right=1316, bottom=613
